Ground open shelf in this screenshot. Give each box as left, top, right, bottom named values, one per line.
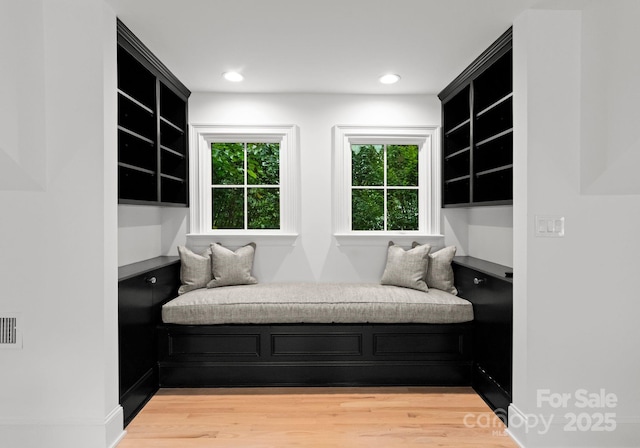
left=443, top=176, right=471, bottom=205
left=474, top=96, right=512, bottom=143
left=160, top=83, right=186, bottom=129
left=439, top=28, right=513, bottom=208
left=117, top=19, right=190, bottom=207
left=476, top=164, right=513, bottom=178
left=443, top=122, right=471, bottom=157
left=118, top=129, right=156, bottom=172
left=118, top=90, right=154, bottom=115
left=474, top=166, right=513, bottom=203
left=160, top=176, right=187, bottom=204
left=473, top=49, right=512, bottom=113
left=117, top=47, right=156, bottom=110
left=160, top=120, right=185, bottom=155
left=119, top=164, right=157, bottom=202
left=475, top=128, right=513, bottom=148
left=161, top=148, right=187, bottom=180
left=118, top=126, right=154, bottom=146
left=118, top=94, right=156, bottom=142
left=444, top=150, right=471, bottom=180
left=445, top=118, right=471, bottom=135
left=474, top=131, right=513, bottom=173
left=161, top=145, right=185, bottom=158
left=160, top=116, right=183, bottom=133
left=443, top=85, right=470, bottom=130
left=476, top=93, right=513, bottom=118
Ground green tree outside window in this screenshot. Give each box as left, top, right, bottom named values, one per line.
left=351, top=144, right=419, bottom=231
left=211, top=142, right=280, bottom=229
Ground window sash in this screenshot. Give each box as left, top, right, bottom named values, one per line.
left=350, top=142, right=423, bottom=232
left=210, top=141, right=281, bottom=230
left=189, top=124, right=299, bottom=239
left=350, top=143, right=420, bottom=231
left=332, top=125, right=441, bottom=237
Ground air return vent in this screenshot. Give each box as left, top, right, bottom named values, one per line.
left=0, top=314, right=22, bottom=349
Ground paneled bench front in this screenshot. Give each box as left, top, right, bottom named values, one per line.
left=157, top=283, right=474, bottom=387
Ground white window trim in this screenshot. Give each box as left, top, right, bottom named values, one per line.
left=188, top=124, right=300, bottom=246
left=332, top=125, right=442, bottom=246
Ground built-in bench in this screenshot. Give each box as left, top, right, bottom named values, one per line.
left=157, top=282, right=474, bottom=387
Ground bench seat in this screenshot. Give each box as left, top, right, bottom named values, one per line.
left=161, top=282, right=473, bottom=325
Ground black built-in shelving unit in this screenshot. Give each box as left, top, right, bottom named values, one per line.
left=117, top=19, right=191, bottom=206
left=439, top=28, right=513, bottom=207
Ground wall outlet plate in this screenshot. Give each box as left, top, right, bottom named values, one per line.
left=535, top=215, right=565, bottom=237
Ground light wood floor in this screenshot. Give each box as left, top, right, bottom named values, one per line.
left=119, top=387, right=518, bottom=448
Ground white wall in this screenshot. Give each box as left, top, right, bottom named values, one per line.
left=580, top=0, right=640, bottom=195
left=118, top=205, right=187, bottom=266
left=443, top=206, right=513, bottom=267
left=186, top=93, right=444, bottom=282
left=0, top=1, right=122, bottom=447
left=511, top=4, right=640, bottom=447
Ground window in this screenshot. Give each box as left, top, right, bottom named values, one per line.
left=351, top=143, right=419, bottom=231
left=333, top=125, right=441, bottom=239
left=189, top=125, right=299, bottom=243
left=211, top=142, right=280, bottom=230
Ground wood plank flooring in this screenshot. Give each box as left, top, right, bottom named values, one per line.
left=119, top=387, right=518, bottom=448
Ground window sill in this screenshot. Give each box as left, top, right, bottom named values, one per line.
left=333, top=233, right=444, bottom=247
left=187, top=233, right=299, bottom=247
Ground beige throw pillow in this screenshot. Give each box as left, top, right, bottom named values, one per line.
left=177, top=246, right=213, bottom=294
left=207, top=242, right=258, bottom=288
left=380, top=241, right=431, bottom=292
left=422, top=245, right=458, bottom=295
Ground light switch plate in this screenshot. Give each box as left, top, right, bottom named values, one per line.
left=535, top=215, right=565, bottom=237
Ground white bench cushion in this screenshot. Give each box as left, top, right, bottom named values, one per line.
left=162, top=282, right=473, bottom=325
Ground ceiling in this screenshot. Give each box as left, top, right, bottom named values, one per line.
left=105, top=0, right=552, bottom=95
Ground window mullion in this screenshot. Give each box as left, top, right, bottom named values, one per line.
left=244, top=142, right=248, bottom=230
left=383, top=144, right=388, bottom=231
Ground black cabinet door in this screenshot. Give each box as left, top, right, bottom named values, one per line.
left=453, top=260, right=512, bottom=415
left=456, top=267, right=512, bottom=393
left=118, top=258, right=181, bottom=426
left=150, top=263, right=181, bottom=321
left=118, top=275, right=154, bottom=395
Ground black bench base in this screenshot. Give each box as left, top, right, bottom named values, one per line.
left=157, top=323, right=473, bottom=387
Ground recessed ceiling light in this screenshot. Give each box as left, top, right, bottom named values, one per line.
left=379, top=74, right=401, bottom=85
left=223, top=71, right=244, bottom=82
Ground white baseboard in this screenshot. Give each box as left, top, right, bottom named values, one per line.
left=507, top=403, right=640, bottom=447
left=108, top=430, right=127, bottom=448
left=506, top=404, right=528, bottom=447
left=105, top=405, right=126, bottom=448
left=0, top=405, right=126, bottom=448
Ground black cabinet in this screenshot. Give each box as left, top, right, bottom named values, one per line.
left=453, top=256, right=513, bottom=419
left=117, top=19, right=190, bottom=206
left=439, top=28, right=513, bottom=207
left=118, top=256, right=180, bottom=426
